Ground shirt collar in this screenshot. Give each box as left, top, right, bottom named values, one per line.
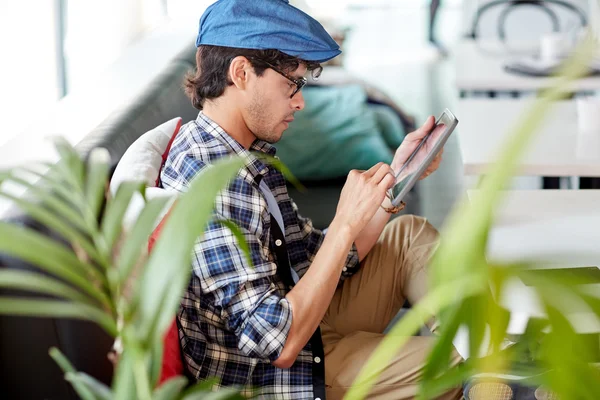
left=196, top=112, right=277, bottom=178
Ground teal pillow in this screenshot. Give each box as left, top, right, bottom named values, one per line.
left=369, top=103, right=406, bottom=149
left=275, top=85, right=394, bottom=181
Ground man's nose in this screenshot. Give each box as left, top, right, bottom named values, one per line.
left=292, top=90, right=305, bottom=111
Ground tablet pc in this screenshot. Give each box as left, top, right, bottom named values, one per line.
left=387, top=109, right=459, bottom=207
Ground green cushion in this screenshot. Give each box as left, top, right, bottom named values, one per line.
left=370, top=103, right=407, bottom=149
left=275, top=85, right=396, bottom=181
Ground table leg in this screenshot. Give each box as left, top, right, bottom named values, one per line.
left=579, top=177, right=600, bottom=189
left=543, top=177, right=560, bottom=189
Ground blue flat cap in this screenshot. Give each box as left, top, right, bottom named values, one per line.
left=196, top=0, right=341, bottom=63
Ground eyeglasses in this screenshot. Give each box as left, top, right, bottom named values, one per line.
left=251, top=59, right=322, bottom=99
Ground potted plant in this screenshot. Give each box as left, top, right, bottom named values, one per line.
left=0, top=139, right=249, bottom=399
left=345, top=35, right=600, bottom=400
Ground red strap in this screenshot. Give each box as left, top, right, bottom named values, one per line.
left=148, top=212, right=185, bottom=385
left=155, top=118, right=183, bottom=186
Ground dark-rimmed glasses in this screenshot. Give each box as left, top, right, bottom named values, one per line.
left=252, top=59, right=322, bottom=99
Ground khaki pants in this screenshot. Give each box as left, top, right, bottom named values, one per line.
left=321, top=215, right=463, bottom=400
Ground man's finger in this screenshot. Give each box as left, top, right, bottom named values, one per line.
left=420, top=169, right=433, bottom=180
left=363, top=162, right=385, bottom=178
left=372, top=163, right=394, bottom=185
left=419, top=155, right=442, bottom=180
left=425, top=149, right=444, bottom=173
left=380, top=172, right=396, bottom=189
left=407, top=115, right=435, bottom=141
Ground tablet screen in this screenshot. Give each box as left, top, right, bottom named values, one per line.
left=388, top=109, right=458, bottom=206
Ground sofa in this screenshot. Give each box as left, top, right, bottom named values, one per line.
left=0, top=42, right=417, bottom=398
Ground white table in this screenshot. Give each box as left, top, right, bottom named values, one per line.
left=473, top=189, right=600, bottom=335
left=455, top=39, right=600, bottom=94
left=457, top=98, right=600, bottom=177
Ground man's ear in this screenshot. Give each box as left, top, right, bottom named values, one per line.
left=229, top=56, right=253, bottom=91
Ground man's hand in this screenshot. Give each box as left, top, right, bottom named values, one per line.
left=333, top=162, right=395, bottom=237
left=278, top=164, right=394, bottom=369
left=391, top=116, right=444, bottom=181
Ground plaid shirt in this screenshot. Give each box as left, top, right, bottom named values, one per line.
left=160, top=112, right=360, bottom=399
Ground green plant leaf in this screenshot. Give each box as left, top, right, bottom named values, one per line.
left=345, top=274, right=484, bottom=400
left=101, top=181, right=146, bottom=256
left=466, top=294, right=488, bottom=362
left=511, top=264, right=600, bottom=398
left=181, top=379, right=251, bottom=400
left=116, top=195, right=172, bottom=287
left=0, top=222, right=110, bottom=307
left=65, top=372, right=113, bottom=400
left=49, top=347, right=96, bottom=400
left=538, top=303, right=600, bottom=399
left=418, top=360, right=473, bottom=400
left=136, top=157, right=244, bottom=345
left=150, top=336, right=164, bottom=389
left=430, top=35, right=596, bottom=290
left=216, top=219, right=253, bottom=269
left=420, top=301, right=466, bottom=388
left=516, top=265, right=600, bottom=329
left=86, top=148, right=111, bottom=222
left=0, top=270, right=96, bottom=305
left=0, top=167, right=82, bottom=214
left=0, top=298, right=117, bottom=337
left=0, top=172, right=90, bottom=235
left=113, top=349, right=137, bottom=400
left=180, top=378, right=247, bottom=400
left=181, top=386, right=246, bottom=400
left=0, top=189, right=108, bottom=275
left=253, top=153, right=305, bottom=192
left=51, top=136, right=85, bottom=189
left=408, top=35, right=598, bottom=400
left=8, top=165, right=81, bottom=210
left=180, top=378, right=219, bottom=394
left=152, top=376, right=188, bottom=400
left=518, top=317, right=550, bottom=359
left=132, top=344, right=153, bottom=400
left=578, top=288, right=600, bottom=317
left=12, top=161, right=101, bottom=252
left=49, top=347, right=78, bottom=374
left=486, top=267, right=512, bottom=354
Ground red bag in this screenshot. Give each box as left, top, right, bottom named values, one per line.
left=148, top=214, right=185, bottom=385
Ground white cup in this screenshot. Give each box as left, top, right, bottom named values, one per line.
left=577, top=96, right=600, bottom=134
left=539, top=33, right=567, bottom=62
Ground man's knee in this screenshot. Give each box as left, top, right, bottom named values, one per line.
left=385, top=214, right=439, bottom=246
left=383, top=215, right=439, bottom=289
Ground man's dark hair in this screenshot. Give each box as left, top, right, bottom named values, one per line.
left=184, top=45, right=322, bottom=110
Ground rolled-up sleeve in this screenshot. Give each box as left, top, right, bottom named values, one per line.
left=290, top=199, right=361, bottom=282
left=339, top=242, right=360, bottom=282
left=234, top=283, right=292, bottom=361
left=191, top=197, right=292, bottom=361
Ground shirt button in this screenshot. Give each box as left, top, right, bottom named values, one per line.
left=275, top=239, right=282, bottom=247
left=314, top=356, right=321, bottom=363
left=342, top=267, right=348, bottom=272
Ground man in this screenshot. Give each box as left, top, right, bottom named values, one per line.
left=160, top=0, right=460, bottom=398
